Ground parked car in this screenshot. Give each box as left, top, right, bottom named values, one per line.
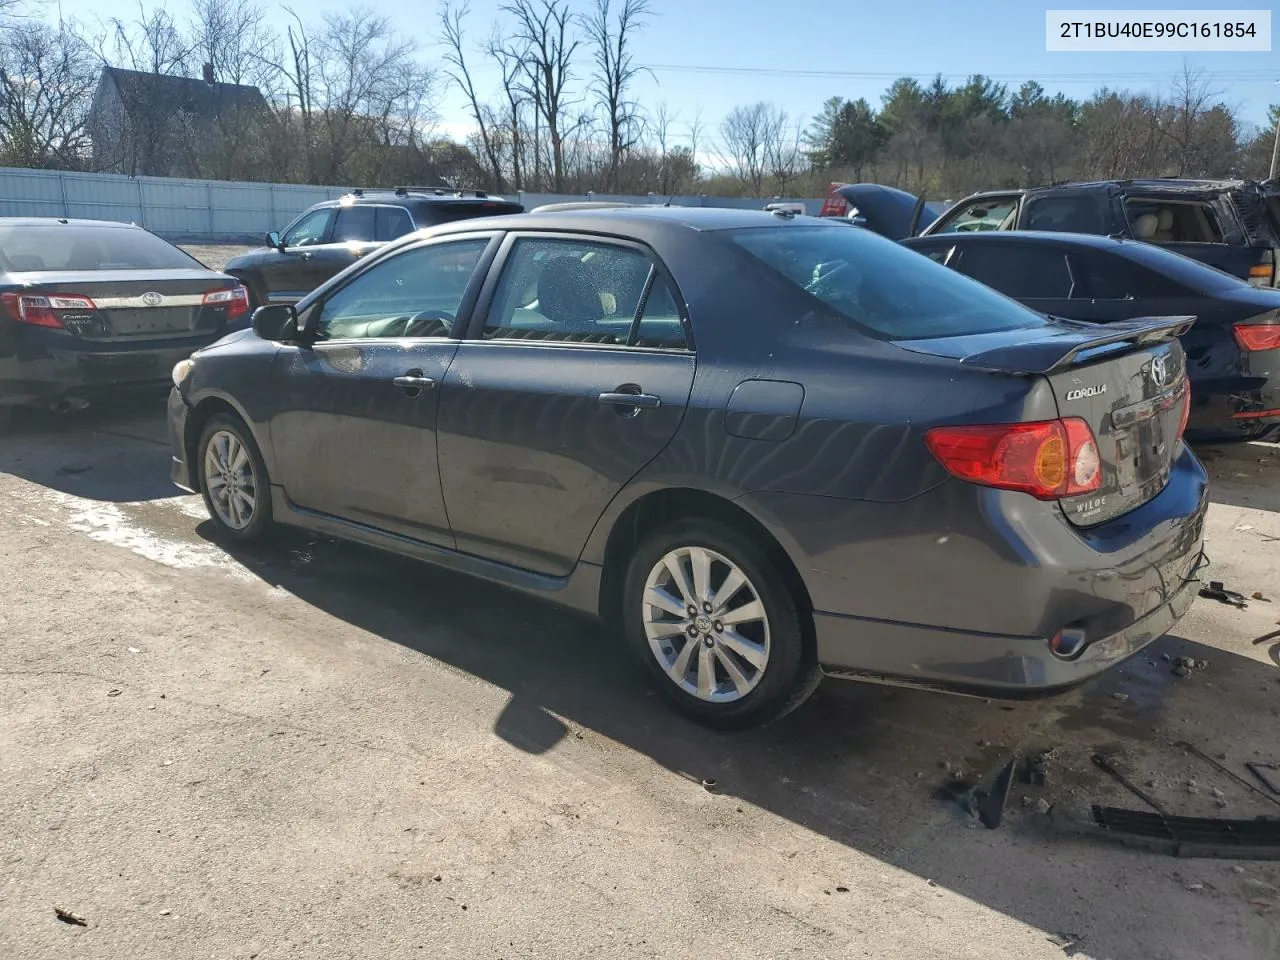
left=0, top=217, right=250, bottom=424
left=168, top=208, right=1207, bottom=728
left=818, top=182, right=946, bottom=240
left=224, top=188, right=525, bottom=307
left=917, top=178, right=1280, bottom=288
left=902, top=230, right=1280, bottom=441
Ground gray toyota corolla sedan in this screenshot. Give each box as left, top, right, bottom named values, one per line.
left=167, top=207, right=1208, bottom=728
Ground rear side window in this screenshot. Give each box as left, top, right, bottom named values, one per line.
left=333, top=206, right=377, bottom=242
left=422, top=202, right=525, bottom=226
left=930, top=196, right=1018, bottom=234
left=1023, top=194, right=1110, bottom=234
left=729, top=225, right=1046, bottom=340
left=955, top=245, right=1073, bottom=299
left=1067, top=250, right=1187, bottom=299
left=376, top=206, right=414, bottom=241
left=1125, top=199, right=1224, bottom=243
left=0, top=224, right=198, bottom=271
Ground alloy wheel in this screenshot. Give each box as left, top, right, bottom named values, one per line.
left=641, top=545, right=771, bottom=703
left=203, top=429, right=258, bottom=531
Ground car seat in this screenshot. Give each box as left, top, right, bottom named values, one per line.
left=1131, top=213, right=1159, bottom=240
left=1153, top=208, right=1175, bottom=242
left=537, top=257, right=602, bottom=325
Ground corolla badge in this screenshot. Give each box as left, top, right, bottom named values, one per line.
left=140, top=291, right=163, bottom=307
left=1149, top=354, right=1171, bottom=388
left=1065, top=384, right=1107, bottom=400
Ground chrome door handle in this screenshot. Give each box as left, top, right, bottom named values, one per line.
left=599, top=391, right=661, bottom=409
left=393, top=375, right=435, bottom=390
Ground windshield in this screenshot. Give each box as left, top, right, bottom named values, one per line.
left=0, top=224, right=199, bottom=272
left=1118, top=239, right=1249, bottom=294
left=728, top=224, right=1048, bottom=339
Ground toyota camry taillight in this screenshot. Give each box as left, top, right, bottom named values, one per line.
left=1233, top=322, right=1280, bottom=352
left=203, top=285, right=250, bottom=320
left=924, top=418, right=1102, bottom=500
left=0, top=292, right=97, bottom=328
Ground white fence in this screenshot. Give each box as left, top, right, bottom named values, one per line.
left=0, top=167, right=825, bottom=242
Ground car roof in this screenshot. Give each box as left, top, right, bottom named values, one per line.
left=423, top=205, right=829, bottom=238
left=955, top=178, right=1251, bottom=202
left=906, top=230, right=1131, bottom=250
left=0, top=217, right=147, bottom=229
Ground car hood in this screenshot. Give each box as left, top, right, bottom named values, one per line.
left=835, top=183, right=943, bottom=240
left=194, top=327, right=257, bottom=355
left=223, top=248, right=271, bottom=269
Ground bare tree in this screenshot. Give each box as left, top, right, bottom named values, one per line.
left=440, top=1, right=503, bottom=190
left=718, top=101, right=788, bottom=195
left=0, top=17, right=96, bottom=168
left=1167, top=64, right=1224, bottom=176
left=188, top=0, right=277, bottom=87
left=500, top=0, right=580, bottom=192
left=581, top=0, right=649, bottom=190
left=109, top=1, right=191, bottom=75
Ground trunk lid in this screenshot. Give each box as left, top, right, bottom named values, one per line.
left=11, top=269, right=236, bottom=341
left=897, top=315, right=1193, bottom=526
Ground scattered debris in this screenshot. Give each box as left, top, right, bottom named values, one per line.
left=1185, top=882, right=1205, bottom=891
left=161, top=760, right=172, bottom=767
left=1249, top=899, right=1276, bottom=910
left=1060, top=805, right=1280, bottom=859
left=1047, top=932, right=1084, bottom=956
left=1173, top=656, right=1209, bottom=679
left=106, top=689, right=121, bottom=697
left=54, top=907, right=87, bottom=926
left=1245, top=762, right=1280, bottom=796
left=1111, top=692, right=1130, bottom=702
left=1235, top=524, right=1255, bottom=532
left=1253, top=592, right=1272, bottom=602
left=158, top=909, right=171, bottom=916
left=952, top=755, right=1017, bottom=829
left=1021, top=795, right=1037, bottom=808
left=128, top=647, right=141, bottom=654
left=1199, top=581, right=1248, bottom=608
left=1232, top=865, right=1246, bottom=874
left=1022, top=748, right=1055, bottom=786
left=926, top=879, right=936, bottom=887
left=1177, top=742, right=1280, bottom=811
left=700, top=778, right=717, bottom=792
left=1212, top=787, right=1226, bottom=799
left=1092, top=755, right=1165, bottom=813
left=835, top=886, right=849, bottom=893
left=1036, top=798, right=1053, bottom=815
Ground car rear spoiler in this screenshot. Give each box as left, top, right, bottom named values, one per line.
left=960, top=316, right=1196, bottom=375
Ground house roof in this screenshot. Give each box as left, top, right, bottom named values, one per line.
left=100, top=66, right=266, bottom=116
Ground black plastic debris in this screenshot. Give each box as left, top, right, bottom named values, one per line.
left=1091, top=754, right=1165, bottom=813
left=1079, top=805, right=1280, bottom=859
left=1023, top=748, right=1054, bottom=786
left=54, top=907, right=87, bottom=927
left=1177, top=742, right=1280, bottom=811
left=1246, top=762, right=1280, bottom=796
left=1047, top=931, right=1085, bottom=956
left=1199, top=581, right=1248, bottom=608
left=952, top=755, right=1017, bottom=829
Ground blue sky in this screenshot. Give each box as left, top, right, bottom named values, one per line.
left=55, top=0, right=1280, bottom=152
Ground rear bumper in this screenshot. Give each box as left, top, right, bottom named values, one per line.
left=0, top=331, right=218, bottom=407
left=815, top=552, right=1203, bottom=694
left=1186, top=370, right=1280, bottom=441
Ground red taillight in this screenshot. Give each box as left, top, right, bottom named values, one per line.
left=203, top=285, right=250, bottom=320
left=924, top=417, right=1102, bottom=500
left=1176, top=385, right=1191, bottom=438
left=1233, top=323, right=1280, bottom=351
left=0, top=291, right=96, bottom=328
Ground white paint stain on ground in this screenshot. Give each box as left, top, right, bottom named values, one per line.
left=11, top=487, right=250, bottom=580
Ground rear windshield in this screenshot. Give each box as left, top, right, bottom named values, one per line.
left=1117, top=240, right=1246, bottom=294
left=0, top=224, right=198, bottom=272
left=423, top=202, right=524, bottom=225
left=728, top=225, right=1047, bottom=340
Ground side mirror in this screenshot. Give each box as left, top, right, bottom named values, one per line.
left=252, top=303, right=298, bottom=342
left=266, top=231, right=284, bottom=251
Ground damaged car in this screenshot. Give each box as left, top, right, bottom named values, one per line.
left=168, top=207, right=1208, bottom=728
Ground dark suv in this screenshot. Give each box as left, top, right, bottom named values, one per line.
left=224, top=188, right=524, bottom=306
left=919, top=178, right=1280, bottom=288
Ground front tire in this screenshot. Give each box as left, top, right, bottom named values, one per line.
left=197, top=413, right=272, bottom=541
left=621, top=518, right=820, bottom=729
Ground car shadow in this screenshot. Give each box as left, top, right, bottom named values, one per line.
left=0, top=393, right=176, bottom=502
left=201, top=521, right=1280, bottom=960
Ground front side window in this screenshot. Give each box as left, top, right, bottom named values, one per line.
left=729, top=224, right=1046, bottom=340
left=315, top=238, right=488, bottom=340
left=283, top=208, right=334, bottom=247
left=930, top=197, right=1018, bottom=234
left=955, top=245, right=1073, bottom=299
left=482, top=237, right=663, bottom=344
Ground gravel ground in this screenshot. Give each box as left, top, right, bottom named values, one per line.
left=179, top=245, right=252, bottom=273
left=0, top=399, right=1277, bottom=960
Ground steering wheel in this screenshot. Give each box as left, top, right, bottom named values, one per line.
left=401, top=309, right=455, bottom=337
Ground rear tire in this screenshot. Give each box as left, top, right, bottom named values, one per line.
left=621, top=518, right=821, bottom=729
left=197, top=412, right=272, bottom=542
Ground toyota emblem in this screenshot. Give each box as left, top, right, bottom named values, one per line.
left=1149, top=354, right=1170, bottom=388
left=140, top=291, right=163, bottom=307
